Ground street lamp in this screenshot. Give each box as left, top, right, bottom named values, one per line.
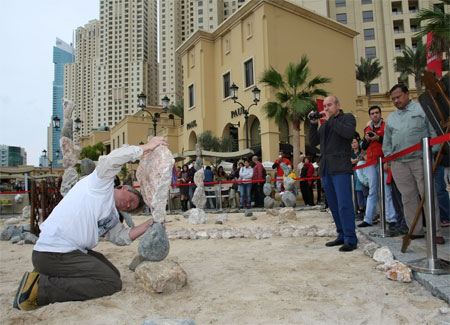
left=42, top=149, right=60, bottom=174
left=229, top=83, right=261, bottom=148
left=137, top=92, right=170, bottom=136
left=52, top=115, right=61, bottom=130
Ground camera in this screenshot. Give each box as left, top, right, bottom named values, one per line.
left=367, top=131, right=375, bottom=137
left=308, top=111, right=322, bottom=120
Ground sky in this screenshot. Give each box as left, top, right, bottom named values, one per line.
left=0, top=1, right=99, bottom=166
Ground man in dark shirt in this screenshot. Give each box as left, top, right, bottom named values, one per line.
left=309, top=96, right=358, bottom=252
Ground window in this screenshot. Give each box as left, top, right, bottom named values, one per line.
left=361, top=0, right=372, bottom=4
left=336, top=13, right=347, bottom=24
left=336, top=0, right=346, bottom=7
left=188, top=84, right=194, bottom=108
left=244, top=58, right=254, bottom=88
left=365, top=46, right=376, bottom=58
left=198, top=9, right=203, bottom=14
left=370, top=84, right=379, bottom=94
left=223, top=72, right=231, bottom=98
left=363, top=28, right=375, bottom=40
left=362, top=10, right=373, bottom=22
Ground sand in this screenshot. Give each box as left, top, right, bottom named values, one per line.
left=1, top=209, right=449, bottom=325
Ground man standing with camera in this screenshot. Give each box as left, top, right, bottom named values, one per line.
left=357, top=105, right=397, bottom=231
left=309, top=96, right=358, bottom=252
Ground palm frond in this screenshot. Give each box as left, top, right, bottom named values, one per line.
left=262, top=101, right=285, bottom=125
left=260, top=66, right=284, bottom=89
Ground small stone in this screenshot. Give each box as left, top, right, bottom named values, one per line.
left=222, top=231, right=234, bottom=239
left=23, top=224, right=31, bottom=232
left=196, top=231, right=209, bottom=239
left=5, top=218, right=19, bottom=225
left=362, top=242, right=380, bottom=258
left=216, top=214, right=228, bottom=224
left=135, top=260, right=187, bottom=294
left=138, top=222, right=170, bottom=262
left=373, top=246, right=394, bottom=264
left=22, top=206, right=31, bottom=219
left=279, top=207, right=296, bottom=220
left=183, top=211, right=190, bottom=218
left=10, top=235, right=21, bottom=244
left=439, top=306, right=450, bottom=314
left=229, top=208, right=239, bottom=213
left=244, top=210, right=253, bottom=217
left=277, top=220, right=288, bottom=224
left=386, top=262, right=412, bottom=283
left=141, top=319, right=196, bottom=325
left=129, top=255, right=146, bottom=271
left=250, top=216, right=257, bottom=221
left=261, top=232, right=273, bottom=239
left=23, top=232, right=38, bottom=244
left=266, top=209, right=279, bottom=216
left=280, top=227, right=294, bottom=237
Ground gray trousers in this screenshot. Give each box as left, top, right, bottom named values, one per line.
left=32, top=249, right=122, bottom=306
left=391, top=159, right=442, bottom=236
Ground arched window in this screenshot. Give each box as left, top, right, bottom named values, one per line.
left=188, top=131, right=197, bottom=151
left=279, top=118, right=289, bottom=144
left=250, top=118, right=261, bottom=147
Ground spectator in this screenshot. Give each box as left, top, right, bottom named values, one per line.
left=252, top=155, right=264, bottom=207
left=358, top=105, right=397, bottom=230
left=351, top=137, right=363, bottom=218
left=383, top=84, right=444, bottom=244
left=272, top=151, right=291, bottom=192
left=177, top=164, right=190, bottom=212
left=297, top=152, right=305, bottom=177
left=299, top=156, right=315, bottom=206
left=187, top=164, right=196, bottom=209
left=309, top=95, right=358, bottom=252
left=239, top=159, right=253, bottom=209
left=204, top=166, right=216, bottom=209
left=229, top=163, right=240, bottom=209
left=355, top=151, right=369, bottom=221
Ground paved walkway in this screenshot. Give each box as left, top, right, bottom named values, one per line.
left=357, top=223, right=450, bottom=304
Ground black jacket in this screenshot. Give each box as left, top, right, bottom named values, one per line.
left=309, top=110, right=356, bottom=176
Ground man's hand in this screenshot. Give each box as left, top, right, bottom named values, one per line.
left=308, top=111, right=319, bottom=124
left=141, top=136, right=169, bottom=152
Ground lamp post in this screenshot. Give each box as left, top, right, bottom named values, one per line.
left=42, top=149, right=60, bottom=174
left=230, top=83, right=260, bottom=148
left=138, top=93, right=170, bottom=136
left=52, top=115, right=61, bottom=130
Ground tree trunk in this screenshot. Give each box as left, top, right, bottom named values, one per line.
left=292, top=126, right=300, bottom=177
left=365, top=85, right=371, bottom=98
left=415, top=78, right=423, bottom=96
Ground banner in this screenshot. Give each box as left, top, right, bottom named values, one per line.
left=426, top=32, right=442, bottom=77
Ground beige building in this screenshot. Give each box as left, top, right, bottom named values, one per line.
left=328, top=0, right=449, bottom=96
left=177, top=0, right=358, bottom=163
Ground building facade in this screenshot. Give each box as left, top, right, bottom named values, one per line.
left=177, top=0, right=358, bottom=163
left=51, top=38, right=74, bottom=166
left=0, top=145, right=27, bottom=167
left=328, top=0, right=449, bottom=95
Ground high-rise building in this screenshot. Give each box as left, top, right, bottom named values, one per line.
left=159, top=0, right=327, bottom=105
left=64, top=20, right=100, bottom=143
left=327, top=0, right=449, bottom=96
left=51, top=38, right=74, bottom=165
left=95, top=0, right=158, bottom=130
left=0, top=145, right=27, bottom=167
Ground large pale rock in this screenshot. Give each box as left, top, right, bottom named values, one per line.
left=135, top=260, right=187, bottom=293
left=192, top=187, right=206, bottom=209
left=60, top=167, right=79, bottom=197
left=1, top=225, right=23, bottom=241
left=264, top=197, right=275, bottom=209
left=21, top=206, right=30, bottom=219
left=5, top=217, right=20, bottom=225
left=279, top=207, right=296, bottom=220
left=61, top=119, right=73, bottom=139
left=136, top=143, right=174, bottom=223
left=60, top=137, right=81, bottom=168
left=281, top=191, right=296, bottom=207
left=193, top=169, right=204, bottom=187
left=386, top=262, right=412, bottom=282
left=138, top=222, right=170, bottom=262
left=61, top=98, right=75, bottom=140
left=62, top=98, right=75, bottom=119
left=283, top=176, right=295, bottom=192
left=373, top=246, right=394, bottom=264
left=362, top=242, right=380, bottom=258
left=188, top=208, right=207, bottom=224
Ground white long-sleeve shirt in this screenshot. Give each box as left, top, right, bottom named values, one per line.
left=34, top=145, right=142, bottom=254
left=239, top=166, right=254, bottom=181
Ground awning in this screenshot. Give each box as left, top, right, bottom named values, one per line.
left=173, top=148, right=255, bottom=160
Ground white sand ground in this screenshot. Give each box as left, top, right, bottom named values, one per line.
left=1, top=209, right=448, bottom=325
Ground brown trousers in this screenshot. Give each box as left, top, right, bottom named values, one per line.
left=391, top=159, right=442, bottom=236
left=32, top=249, right=122, bottom=306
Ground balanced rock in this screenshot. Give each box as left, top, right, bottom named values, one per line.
left=61, top=119, right=73, bottom=139
left=80, top=158, right=96, bottom=176
left=264, top=197, right=275, bottom=209
left=283, top=176, right=295, bottom=192
left=129, top=255, right=146, bottom=271
left=60, top=167, right=79, bottom=197
left=281, top=191, right=296, bottom=207
left=279, top=207, right=296, bottom=220
left=188, top=208, right=207, bottom=224
left=138, top=222, right=170, bottom=262
left=263, top=183, right=272, bottom=196
left=192, top=187, right=206, bottom=209
left=135, top=260, right=187, bottom=294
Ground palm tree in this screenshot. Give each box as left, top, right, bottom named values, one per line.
left=168, top=99, right=184, bottom=124
left=414, top=0, right=450, bottom=58
left=260, top=55, right=330, bottom=169
left=355, top=57, right=383, bottom=97
left=394, top=41, right=427, bottom=95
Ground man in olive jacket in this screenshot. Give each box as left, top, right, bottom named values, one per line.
left=309, top=96, right=358, bottom=252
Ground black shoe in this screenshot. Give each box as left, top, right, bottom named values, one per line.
left=396, top=224, right=409, bottom=235
left=325, top=238, right=344, bottom=247
left=357, top=221, right=372, bottom=228
left=355, top=215, right=364, bottom=221
left=339, top=243, right=357, bottom=252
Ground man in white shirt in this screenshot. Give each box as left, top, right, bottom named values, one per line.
left=14, top=137, right=168, bottom=311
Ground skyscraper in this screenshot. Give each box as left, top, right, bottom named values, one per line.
left=51, top=38, right=74, bottom=166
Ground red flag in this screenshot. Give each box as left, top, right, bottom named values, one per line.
left=316, top=98, right=326, bottom=124
left=426, top=32, right=442, bottom=77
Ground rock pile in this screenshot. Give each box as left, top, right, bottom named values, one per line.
left=372, top=246, right=412, bottom=283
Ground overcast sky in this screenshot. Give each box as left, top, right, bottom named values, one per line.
left=0, top=1, right=99, bottom=166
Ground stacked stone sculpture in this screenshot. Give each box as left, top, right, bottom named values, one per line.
left=280, top=162, right=296, bottom=207
left=136, top=140, right=174, bottom=262
left=188, top=143, right=207, bottom=224
left=263, top=175, right=275, bottom=209
left=59, top=99, right=82, bottom=196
